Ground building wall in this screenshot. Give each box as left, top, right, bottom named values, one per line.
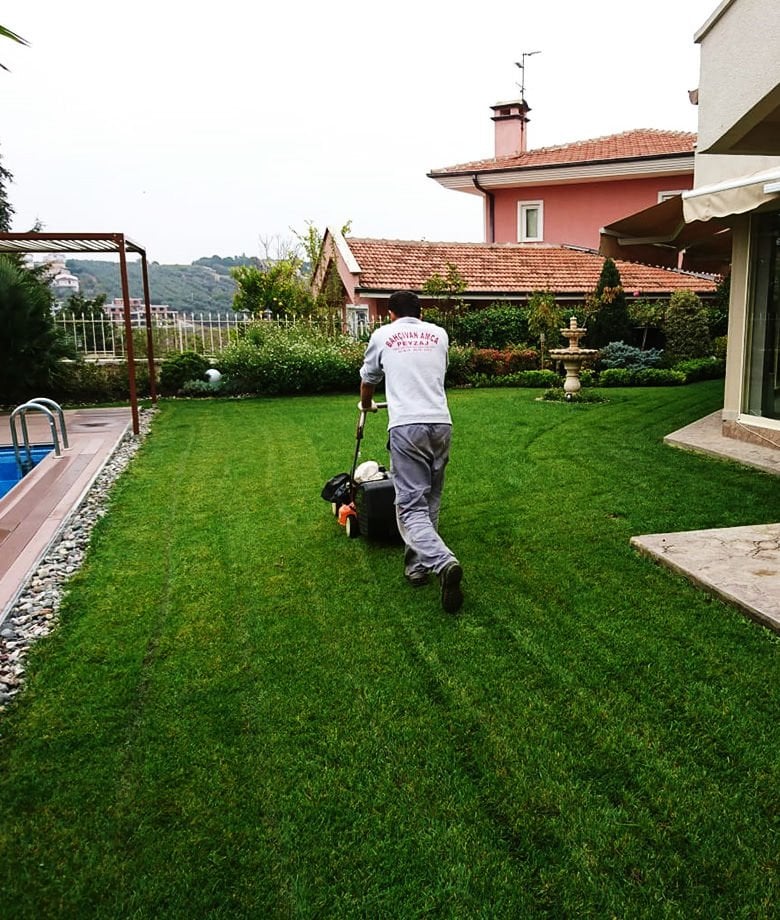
left=694, top=0, right=780, bottom=447
left=491, top=175, right=694, bottom=248
left=696, top=0, right=780, bottom=154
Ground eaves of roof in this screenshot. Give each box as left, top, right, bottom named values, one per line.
left=430, top=153, right=695, bottom=194
left=343, top=238, right=718, bottom=298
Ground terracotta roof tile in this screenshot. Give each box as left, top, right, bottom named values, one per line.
left=430, top=129, right=696, bottom=175
left=345, top=238, right=717, bottom=296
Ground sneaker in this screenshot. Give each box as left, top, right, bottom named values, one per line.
left=439, top=561, right=464, bottom=613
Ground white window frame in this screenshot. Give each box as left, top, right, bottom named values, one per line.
left=517, top=200, right=544, bottom=242
left=658, top=189, right=686, bottom=202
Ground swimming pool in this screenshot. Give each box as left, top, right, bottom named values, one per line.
left=0, top=445, right=53, bottom=500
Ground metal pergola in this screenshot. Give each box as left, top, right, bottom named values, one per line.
left=0, top=232, right=158, bottom=434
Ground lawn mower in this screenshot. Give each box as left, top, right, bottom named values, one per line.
left=321, top=402, right=400, bottom=541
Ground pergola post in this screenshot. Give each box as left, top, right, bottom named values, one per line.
left=140, top=252, right=158, bottom=404
left=117, top=236, right=140, bottom=435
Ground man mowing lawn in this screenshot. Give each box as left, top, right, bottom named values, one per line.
left=359, top=290, right=464, bottom=613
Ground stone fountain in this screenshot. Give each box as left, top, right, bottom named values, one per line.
left=548, top=316, right=599, bottom=396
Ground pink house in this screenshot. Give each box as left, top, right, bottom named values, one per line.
left=427, top=100, right=696, bottom=251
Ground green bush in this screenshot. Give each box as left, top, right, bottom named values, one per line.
left=663, top=290, right=712, bottom=364
left=713, top=335, right=728, bottom=360
left=673, top=357, right=725, bottom=382
left=467, top=369, right=559, bottom=389
left=159, top=351, right=210, bottom=395
left=598, top=368, right=633, bottom=387
left=454, top=305, right=530, bottom=348
left=179, top=379, right=225, bottom=398
left=633, top=368, right=686, bottom=386
left=541, top=387, right=607, bottom=403
left=219, top=322, right=364, bottom=395
left=445, top=346, right=475, bottom=387
left=599, top=367, right=686, bottom=387
left=50, top=360, right=152, bottom=403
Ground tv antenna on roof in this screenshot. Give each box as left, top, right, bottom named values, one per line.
left=515, top=51, right=541, bottom=100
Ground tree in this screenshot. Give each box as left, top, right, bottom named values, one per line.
left=421, top=262, right=467, bottom=315
left=526, top=291, right=563, bottom=368
left=230, top=259, right=314, bottom=318
left=663, top=289, right=712, bottom=364
left=292, top=219, right=351, bottom=283
left=0, top=255, right=76, bottom=405
left=628, top=298, right=665, bottom=350
left=0, top=24, right=28, bottom=72
left=585, top=257, right=633, bottom=348
left=0, top=147, right=14, bottom=232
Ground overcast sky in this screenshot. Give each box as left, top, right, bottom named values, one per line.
left=2, top=0, right=719, bottom=264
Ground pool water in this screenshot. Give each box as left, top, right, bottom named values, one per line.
left=0, top=445, right=53, bottom=499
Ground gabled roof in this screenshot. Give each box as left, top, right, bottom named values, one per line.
left=343, top=238, right=717, bottom=298
left=429, top=129, right=697, bottom=177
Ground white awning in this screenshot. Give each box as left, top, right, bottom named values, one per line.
left=682, top=165, right=780, bottom=222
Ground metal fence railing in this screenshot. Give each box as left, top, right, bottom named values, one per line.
left=54, top=311, right=253, bottom=359
left=54, top=311, right=390, bottom=359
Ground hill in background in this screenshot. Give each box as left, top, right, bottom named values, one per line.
left=66, top=255, right=263, bottom=314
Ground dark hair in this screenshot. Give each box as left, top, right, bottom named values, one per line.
left=388, top=290, right=421, bottom=318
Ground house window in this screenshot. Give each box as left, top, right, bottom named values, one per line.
left=744, top=211, right=780, bottom=421
left=518, top=201, right=543, bottom=242
left=347, top=306, right=369, bottom=339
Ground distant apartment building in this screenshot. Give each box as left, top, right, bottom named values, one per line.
left=26, top=254, right=80, bottom=299
left=104, top=298, right=177, bottom=327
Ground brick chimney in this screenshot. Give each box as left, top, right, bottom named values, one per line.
left=491, top=99, right=531, bottom=157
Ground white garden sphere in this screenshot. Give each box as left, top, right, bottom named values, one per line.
left=205, top=368, right=222, bottom=382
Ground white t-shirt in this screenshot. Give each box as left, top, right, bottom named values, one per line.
left=360, top=316, right=452, bottom=430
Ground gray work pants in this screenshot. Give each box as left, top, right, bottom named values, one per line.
left=389, top=424, right=458, bottom=578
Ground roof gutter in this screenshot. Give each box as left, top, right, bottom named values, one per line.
left=471, top=173, right=495, bottom=243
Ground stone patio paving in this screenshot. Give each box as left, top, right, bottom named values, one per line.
left=632, top=411, right=780, bottom=633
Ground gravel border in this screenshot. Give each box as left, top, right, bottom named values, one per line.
left=0, top=408, right=157, bottom=710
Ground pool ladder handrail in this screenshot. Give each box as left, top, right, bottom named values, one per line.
left=9, top=398, right=69, bottom=474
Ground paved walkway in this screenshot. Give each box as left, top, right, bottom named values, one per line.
left=0, top=407, right=131, bottom=620
left=632, top=411, right=780, bottom=632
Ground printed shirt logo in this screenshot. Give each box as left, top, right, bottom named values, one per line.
left=385, top=329, right=439, bottom=350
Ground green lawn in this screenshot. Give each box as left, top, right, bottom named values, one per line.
left=1, top=381, right=778, bottom=918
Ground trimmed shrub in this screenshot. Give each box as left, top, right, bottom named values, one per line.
left=179, top=379, right=225, bottom=398
left=51, top=360, right=152, bottom=403
left=599, top=367, right=686, bottom=387
left=468, top=369, right=558, bottom=389
left=455, top=305, right=530, bottom=348
left=159, top=351, right=210, bottom=395
left=633, top=368, right=686, bottom=386
left=673, top=357, right=725, bottom=382
left=599, top=368, right=633, bottom=387
left=713, top=335, right=728, bottom=360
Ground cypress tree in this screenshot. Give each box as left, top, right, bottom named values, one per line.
left=587, top=258, right=633, bottom=348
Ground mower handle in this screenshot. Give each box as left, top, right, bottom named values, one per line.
left=355, top=401, right=388, bottom=440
